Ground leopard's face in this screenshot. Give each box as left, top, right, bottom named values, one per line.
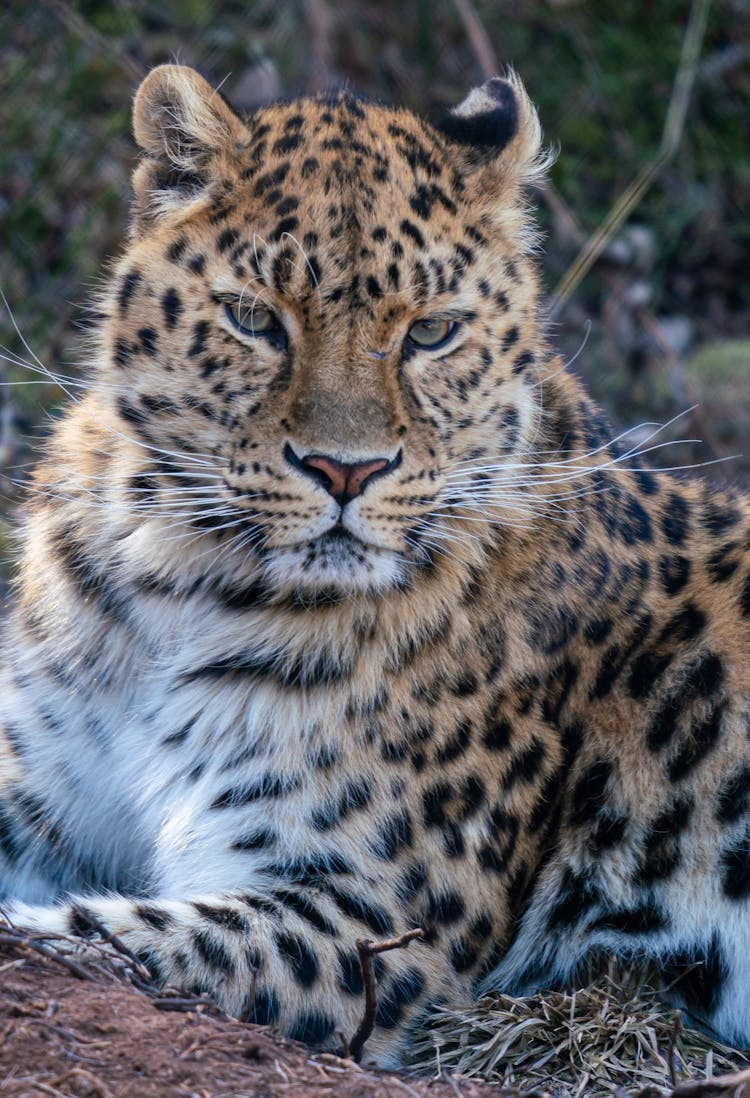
left=102, top=67, right=547, bottom=597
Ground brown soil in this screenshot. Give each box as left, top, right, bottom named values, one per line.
left=3, top=936, right=750, bottom=1098
left=0, top=938, right=517, bottom=1098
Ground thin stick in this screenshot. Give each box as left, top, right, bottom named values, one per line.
left=671, top=1066, right=750, bottom=1096
left=51, top=1068, right=114, bottom=1098
left=0, top=931, right=94, bottom=982
left=70, top=905, right=154, bottom=985
left=336, top=1028, right=351, bottom=1060
left=305, top=0, right=332, bottom=91
left=151, top=997, right=210, bottom=1013
left=668, top=1012, right=683, bottom=1089
left=451, top=0, right=582, bottom=247
left=348, top=928, right=424, bottom=1063
left=238, top=962, right=260, bottom=1024
left=5, top=1082, right=67, bottom=1098
left=550, top=0, right=712, bottom=317
left=452, top=0, right=498, bottom=81
left=42, top=0, right=146, bottom=82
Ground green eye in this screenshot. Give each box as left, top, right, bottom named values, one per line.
left=406, top=318, right=458, bottom=350
left=225, top=301, right=282, bottom=338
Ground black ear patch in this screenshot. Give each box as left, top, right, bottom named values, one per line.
left=437, top=79, right=519, bottom=155
left=150, top=163, right=208, bottom=198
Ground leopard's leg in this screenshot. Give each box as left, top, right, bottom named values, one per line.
left=3, top=884, right=456, bottom=1066
left=0, top=718, right=147, bottom=905
left=0, top=736, right=63, bottom=904
left=483, top=828, right=750, bottom=1048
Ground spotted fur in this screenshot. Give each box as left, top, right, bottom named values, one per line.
left=2, top=66, right=750, bottom=1065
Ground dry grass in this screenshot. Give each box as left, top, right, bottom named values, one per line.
left=410, top=964, right=750, bottom=1097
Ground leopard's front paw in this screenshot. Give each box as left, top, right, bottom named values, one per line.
left=0, top=900, right=152, bottom=985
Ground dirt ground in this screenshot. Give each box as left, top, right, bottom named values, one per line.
left=4, top=937, right=750, bottom=1098
left=0, top=936, right=523, bottom=1098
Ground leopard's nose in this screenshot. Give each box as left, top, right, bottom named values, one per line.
left=284, top=444, right=400, bottom=506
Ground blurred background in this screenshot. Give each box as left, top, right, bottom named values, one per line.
left=1, top=0, right=748, bottom=581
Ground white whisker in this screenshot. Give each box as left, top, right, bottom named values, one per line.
left=280, top=231, right=320, bottom=293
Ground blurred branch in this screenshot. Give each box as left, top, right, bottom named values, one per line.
left=453, top=0, right=498, bottom=80
left=699, top=42, right=746, bottom=79
left=304, top=0, right=333, bottom=92
left=42, top=0, right=146, bottom=82
left=451, top=0, right=584, bottom=248
left=550, top=0, right=712, bottom=318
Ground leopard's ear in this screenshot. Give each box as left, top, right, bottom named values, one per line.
left=131, top=65, right=244, bottom=231
left=437, top=73, right=550, bottom=191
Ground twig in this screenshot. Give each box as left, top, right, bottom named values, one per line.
left=348, top=928, right=424, bottom=1063
left=336, top=1028, right=351, bottom=1059
left=668, top=1012, right=683, bottom=1088
left=0, top=930, right=94, bottom=982
left=238, top=961, right=260, bottom=1023
left=41, top=0, right=146, bottom=82
left=452, top=0, right=498, bottom=81
left=152, top=997, right=210, bottom=1013
left=305, top=0, right=333, bottom=92
left=671, top=1066, right=750, bottom=1096
left=390, top=1079, right=423, bottom=1098
left=441, top=1069, right=464, bottom=1097
left=70, top=905, right=154, bottom=985
left=3, top=1082, right=68, bottom=1098
left=21, top=1018, right=87, bottom=1044
left=550, top=0, right=712, bottom=317
left=51, top=1068, right=114, bottom=1098
left=451, top=0, right=582, bottom=247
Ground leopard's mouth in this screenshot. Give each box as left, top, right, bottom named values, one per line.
left=320, top=522, right=357, bottom=541
left=270, top=521, right=394, bottom=558
left=258, top=519, right=410, bottom=597
left=317, top=523, right=369, bottom=551
left=301, top=525, right=397, bottom=569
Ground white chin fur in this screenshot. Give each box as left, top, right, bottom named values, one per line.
left=261, top=536, right=406, bottom=597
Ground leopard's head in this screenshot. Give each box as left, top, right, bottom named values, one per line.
left=100, top=64, right=550, bottom=598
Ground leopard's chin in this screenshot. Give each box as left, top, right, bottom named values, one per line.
left=260, top=527, right=410, bottom=598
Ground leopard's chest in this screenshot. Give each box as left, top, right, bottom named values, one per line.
left=114, top=673, right=405, bottom=894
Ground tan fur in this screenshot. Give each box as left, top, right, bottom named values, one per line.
left=1, top=67, right=749, bottom=1064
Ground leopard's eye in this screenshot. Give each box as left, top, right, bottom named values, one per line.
left=406, top=318, right=458, bottom=350
left=225, top=301, right=282, bottom=338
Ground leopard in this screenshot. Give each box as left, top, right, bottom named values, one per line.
left=1, top=63, right=750, bottom=1069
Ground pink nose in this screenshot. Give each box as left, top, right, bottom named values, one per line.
left=300, top=453, right=391, bottom=505
left=285, top=444, right=397, bottom=505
